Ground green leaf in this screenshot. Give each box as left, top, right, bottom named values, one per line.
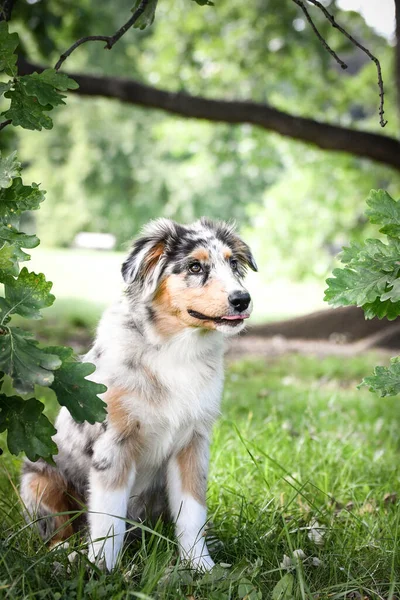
left=0, top=394, right=57, bottom=461
left=45, top=346, right=107, bottom=424
left=21, top=74, right=66, bottom=108
left=29, top=69, right=79, bottom=92
left=380, top=278, right=400, bottom=302
left=325, top=266, right=390, bottom=307
left=0, top=152, right=21, bottom=189
left=0, top=81, right=12, bottom=96
left=366, top=189, right=400, bottom=238
left=271, top=574, right=294, bottom=600
left=325, top=236, right=400, bottom=310
left=238, top=578, right=262, bottom=600
left=0, top=22, right=19, bottom=77
left=0, top=178, right=45, bottom=221
left=132, top=0, right=158, bottom=29
left=362, top=298, right=400, bottom=321
left=0, top=223, right=39, bottom=250
left=0, top=267, right=55, bottom=322
left=0, top=327, right=61, bottom=393
left=360, top=357, right=400, bottom=397
left=0, top=243, right=17, bottom=273
left=3, top=82, right=53, bottom=131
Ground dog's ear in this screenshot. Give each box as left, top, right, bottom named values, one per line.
left=122, top=219, right=180, bottom=290
left=236, top=239, right=258, bottom=272
left=201, top=218, right=258, bottom=273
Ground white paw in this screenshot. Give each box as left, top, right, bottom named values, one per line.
left=182, top=550, right=215, bottom=572
left=192, top=554, right=215, bottom=572
left=88, top=541, right=109, bottom=571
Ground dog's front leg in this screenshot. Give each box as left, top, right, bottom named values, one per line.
left=167, top=433, right=215, bottom=572
left=88, top=439, right=136, bottom=571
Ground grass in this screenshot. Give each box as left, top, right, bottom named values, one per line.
left=1, top=352, right=400, bottom=599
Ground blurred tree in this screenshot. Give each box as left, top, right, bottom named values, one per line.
left=3, top=0, right=400, bottom=276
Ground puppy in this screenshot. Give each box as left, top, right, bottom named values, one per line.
left=20, top=217, right=257, bottom=571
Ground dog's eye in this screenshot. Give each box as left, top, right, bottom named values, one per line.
left=189, top=262, right=203, bottom=274
left=230, top=259, right=239, bottom=271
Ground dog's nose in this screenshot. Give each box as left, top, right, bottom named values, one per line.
left=228, top=290, right=251, bottom=312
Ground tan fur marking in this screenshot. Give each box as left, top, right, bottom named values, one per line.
left=190, top=248, right=209, bottom=262
left=106, top=387, right=136, bottom=439
left=142, top=365, right=167, bottom=399
left=103, top=388, right=144, bottom=488
left=223, top=247, right=232, bottom=260
left=29, top=472, right=79, bottom=543
left=142, top=242, right=164, bottom=279
left=152, top=274, right=231, bottom=338
left=176, top=435, right=207, bottom=505
left=152, top=278, right=187, bottom=337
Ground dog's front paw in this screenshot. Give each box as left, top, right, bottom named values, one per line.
left=190, top=553, right=215, bottom=572
left=181, top=545, right=215, bottom=572
left=88, top=541, right=112, bottom=571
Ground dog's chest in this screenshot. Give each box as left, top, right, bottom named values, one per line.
left=128, top=354, right=223, bottom=465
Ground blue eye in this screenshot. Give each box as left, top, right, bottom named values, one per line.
left=189, top=262, right=202, bottom=274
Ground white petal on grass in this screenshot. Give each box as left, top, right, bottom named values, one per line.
left=280, top=549, right=307, bottom=571
left=280, top=554, right=293, bottom=571
left=292, top=549, right=306, bottom=560
left=307, top=519, right=326, bottom=546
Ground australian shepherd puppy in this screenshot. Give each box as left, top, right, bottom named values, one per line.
left=20, top=217, right=257, bottom=572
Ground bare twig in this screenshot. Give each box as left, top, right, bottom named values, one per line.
left=0, top=119, right=12, bottom=131
left=292, top=0, right=348, bottom=70
left=301, top=0, right=387, bottom=127
left=54, top=0, right=150, bottom=71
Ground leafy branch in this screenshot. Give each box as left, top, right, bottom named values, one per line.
left=0, top=0, right=158, bottom=132
left=325, top=190, right=400, bottom=397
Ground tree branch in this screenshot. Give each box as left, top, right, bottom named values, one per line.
left=394, top=0, right=400, bottom=119
left=304, top=0, right=387, bottom=127
left=54, top=0, right=149, bottom=71
left=0, top=119, right=12, bottom=131
left=18, top=58, right=400, bottom=172
left=292, top=0, right=348, bottom=70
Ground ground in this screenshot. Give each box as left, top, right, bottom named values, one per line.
left=1, top=351, right=399, bottom=599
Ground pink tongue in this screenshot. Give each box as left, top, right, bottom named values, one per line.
left=221, top=314, right=249, bottom=320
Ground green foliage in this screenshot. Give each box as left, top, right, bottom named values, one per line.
left=0, top=151, right=20, bottom=188
left=0, top=23, right=107, bottom=459
left=325, top=190, right=400, bottom=398
left=325, top=190, right=400, bottom=320
left=0, top=394, right=57, bottom=461
left=0, top=21, right=18, bottom=76
left=0, top=23, right=78, bottom=131
left=0, top=328, right=61, bottom=393
left=360, top=357, right=400, bottom=398
left=132, top=0, right=159, bottom=29
left=0, top=268, right=55, bottom=321
left=46, top=346, right=107, bottom=423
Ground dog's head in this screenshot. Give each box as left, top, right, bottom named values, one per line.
left=122, top=218, right=257, bottom=337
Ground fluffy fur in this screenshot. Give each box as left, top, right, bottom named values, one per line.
left=20, top=217, right=257, bottom=571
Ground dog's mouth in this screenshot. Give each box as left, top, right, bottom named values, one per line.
left=188, top=309, right=249, bottom=326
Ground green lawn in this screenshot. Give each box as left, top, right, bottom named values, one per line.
left=1, top=352, right=400, bottom=599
